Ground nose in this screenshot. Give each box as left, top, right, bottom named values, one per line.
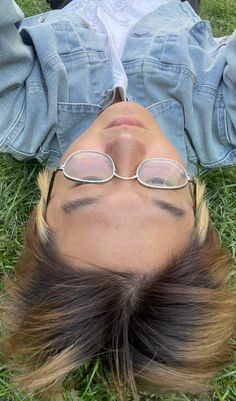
left=105, top=132, right=146, bottom=177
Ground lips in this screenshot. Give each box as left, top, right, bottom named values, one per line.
left=106, top=117, right=144, bottom=128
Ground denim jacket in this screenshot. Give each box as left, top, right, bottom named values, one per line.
left=0, top=0, right=236, bottom=176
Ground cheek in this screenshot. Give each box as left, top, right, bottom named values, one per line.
left=150, top=139, right=183, bottom=161
left=61, top=133, right=102, bottom=162
left=46, top=198, right=60, bottom=228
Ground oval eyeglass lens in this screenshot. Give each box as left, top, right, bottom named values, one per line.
left=64, top=151, right=114, bottom=181
left=138, top=159, right=187, bottom=187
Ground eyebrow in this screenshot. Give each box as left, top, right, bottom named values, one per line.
left=62, top=197, right=186, bottom=218
left=152, top=200, right=186, bottom=217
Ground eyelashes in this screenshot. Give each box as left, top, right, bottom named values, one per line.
left=72, top=181, right=98, bottom=188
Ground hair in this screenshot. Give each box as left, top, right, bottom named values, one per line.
left=0, top=169, right=236, bottom=401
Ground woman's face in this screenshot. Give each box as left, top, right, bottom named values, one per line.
left=47, top=102, right=195, bottom=272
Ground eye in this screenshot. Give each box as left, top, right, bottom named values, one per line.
left=146, top=177, right=166, bottom=185
left=72, top=176, right=102, bottom=187
left=73, top=182, right=89, bottom=187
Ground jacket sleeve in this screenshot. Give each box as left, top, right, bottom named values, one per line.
left=0, top=0, right=33, bottom=152
left=181, top=28, right=236, bottom=171
left=0, top=0, right=57, bottom=161
left=221, top=32, right=236, bottom=151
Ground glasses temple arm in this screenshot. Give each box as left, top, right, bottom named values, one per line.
left=46, top=170, right=57, bottom=207
left=188, top=178, right=196, bottom=215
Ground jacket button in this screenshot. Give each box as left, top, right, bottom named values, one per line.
left=83, top=22, right=90, bottom=29
left=38, top=16, right=45, bottom=23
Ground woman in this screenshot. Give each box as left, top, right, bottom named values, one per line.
left=1, top=0, right=236, bottom=400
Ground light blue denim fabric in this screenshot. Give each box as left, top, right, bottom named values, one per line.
left=0, top=0, right=236, bottom=176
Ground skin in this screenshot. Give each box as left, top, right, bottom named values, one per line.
left=47, top=101, right=195, bottom=273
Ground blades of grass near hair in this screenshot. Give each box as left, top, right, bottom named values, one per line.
left=0, top=157, right=40, bottom=238
left=200, top=167, right=236, bottom=267
left=181, top=395, right=192, bottom=401
left=0, top=375, right=33, bottom=400
left=213, top=387, right=229, bottom=401
left=3, top=178, right=26, bottom=230
left=80, top=358, right=100, bottom=399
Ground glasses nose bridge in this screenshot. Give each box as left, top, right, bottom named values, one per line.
left=113, top=170, right=138, bottom=180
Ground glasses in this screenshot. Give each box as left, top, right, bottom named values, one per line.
left=46, top=150, right=196, bottom=208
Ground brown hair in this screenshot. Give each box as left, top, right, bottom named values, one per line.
left=1, top=171, right=236, bottom=401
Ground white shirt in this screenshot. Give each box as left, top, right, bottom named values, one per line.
left=63, top=0, right=171, bottom=101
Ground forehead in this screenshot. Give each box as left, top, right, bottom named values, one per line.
left=47, top=190, right=195, bottom=272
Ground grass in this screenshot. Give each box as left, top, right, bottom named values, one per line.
left=0, top=0, right=236, bottom=400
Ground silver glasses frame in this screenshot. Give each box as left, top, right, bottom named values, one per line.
left=46, top=149, right=196, bottom=206
left=55, top=149, right=193, bottom=189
